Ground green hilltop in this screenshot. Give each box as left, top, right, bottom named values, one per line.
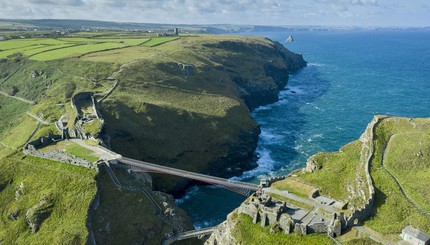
left=266, top=116, right=430, bottom=244
left=0, top=32, right=305, bottom=244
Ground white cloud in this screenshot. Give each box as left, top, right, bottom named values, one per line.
left=0, top=0, right=428, bottom=26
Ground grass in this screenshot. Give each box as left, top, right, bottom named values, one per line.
left=365, top=117, right=430, bottom=234
left=41, top=141, right=99, bottom=163
left=269, top=193, right=314, bottom=211
left=31, top=43, right=125, bottom=61
left=272, top=177, right=316, bottom=198
left=89, top=34, right=304, bottom=191
left=0, top=153, right=97, bottom=244
left=287, top=116, right=430, bottom=235
left=0, top=37, right=151, bottom=60
left=0, top=33, right=309, bottom=242
left=232, top=213, right=334, bottom=245
left=82, top=119, right=103, bottom=137
left=294, top=140, right=364, bottom=207
left=338, top=228, right=383, bottom=245
left=383, top=133, right=430, bottom=211
left=142, top=37, right=179, bottom=47
left=0, top=96, right=32, bottom=140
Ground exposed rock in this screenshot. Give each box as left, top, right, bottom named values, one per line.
left=8, top=211, right=19, bottom=221
left=304, top=157, right=321, bottom=173
left=153, top=191, right=194, bottom=231
left=15, top=181, right=25, bottom=200
left=205, top=212, right=238, bottom=245
left=26, top=194, right=55, bottom=233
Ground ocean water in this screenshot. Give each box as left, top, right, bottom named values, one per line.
left=177, top=30, right=430, bottom=228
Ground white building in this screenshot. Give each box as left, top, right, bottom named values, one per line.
left=400, top=226, right=430, bottom=245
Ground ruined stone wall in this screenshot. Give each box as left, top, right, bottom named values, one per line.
left=23, top=144, right=97, bottom=169
left=345, top=116, right=382, bottom=227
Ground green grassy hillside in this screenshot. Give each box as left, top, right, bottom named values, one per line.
left=275, top=116, right=430, bottom=241
left=0, top=32, right=306, bottom=243
left=0, top=154, right=97, bottom=244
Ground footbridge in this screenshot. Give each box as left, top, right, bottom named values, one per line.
left=118, top=157, right=260, bottom=196
left=163, top=227, right=216, bottom=245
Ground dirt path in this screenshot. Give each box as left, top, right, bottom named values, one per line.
left=0, top=142, right=13, bottom=149
left=382, top=134, right=430, bottom=217
left=0, top=90, right=35, bottom=104
left=355, top=226, right=396, bottom=245
left=26, top=112, right=50, bottom=125
left=265, top=188, right=341, bottom=213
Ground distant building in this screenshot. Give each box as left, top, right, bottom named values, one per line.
left=0, top=36, right=5, bottom=41
left=157, top=28, right=179, bottom=37
left=400, top=226, right=430, bottom=245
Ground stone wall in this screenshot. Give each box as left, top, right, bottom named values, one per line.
left=344, top=116, right=382, bottom=227
left=237, top=194, right=341, bottom=237
left=23, top=141, right=97, bottom=169
left=259, top=175, right=288, bottom=188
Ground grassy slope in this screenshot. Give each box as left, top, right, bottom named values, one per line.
left=278, top=116, right=430, bottom=237
left=95, top=35, right=303, bottom=191
left=0, top=34, right=304, bottom=243
left=0, top=154, right=97, bottom=244
left=279, top=140, right=364, bottom=209
left=366, top=117, right=430, bottom=234
left=384, top=133, right=430, bottom=211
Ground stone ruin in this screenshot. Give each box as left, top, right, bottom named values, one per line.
left=238, top=193, right=341, bottom=238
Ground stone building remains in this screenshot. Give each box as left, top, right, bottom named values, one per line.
left=238, top=193, right=342, bottom=238
left=400, top=226, right=430, bottom=245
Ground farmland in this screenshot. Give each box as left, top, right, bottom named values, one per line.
left=0, top=36, right=168, bottom=60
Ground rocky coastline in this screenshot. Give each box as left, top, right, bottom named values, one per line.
left=100, top=37, right=307, bottom=196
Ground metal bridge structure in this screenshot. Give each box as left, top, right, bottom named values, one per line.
left=117, top=157, right=260, bottom=196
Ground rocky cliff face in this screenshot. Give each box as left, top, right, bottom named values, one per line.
left=205, top=212, right=238, bottom=245
left=100, top=36, right=306, bottom=194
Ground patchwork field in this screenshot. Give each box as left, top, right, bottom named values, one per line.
left=0, top=36, right=175, bottom=61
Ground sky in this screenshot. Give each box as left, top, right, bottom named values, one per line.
left=0, top=0, right=429, bottom=27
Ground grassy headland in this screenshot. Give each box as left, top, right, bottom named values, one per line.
left=0, top=32, right=306, bottom=243
left=271, top=116, right=430, bottom=242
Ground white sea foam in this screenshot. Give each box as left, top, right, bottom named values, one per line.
left=253, top=104, right=273, bottom=112
left=260, top=129, right=283, bottom=143
left=230, top=147, right=275, bottom=181
left=194, top=220, right=219, bottom=230
left=307, top=63, right=325, bottom=67
left=175, top=186, right=200, bottom=205
left=307, top=133, right=324, bottom=142
left=282, top=86, right=305, bottom=96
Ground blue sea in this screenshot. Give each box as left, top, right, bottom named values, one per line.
left=177, top=30, right=430, bottom=228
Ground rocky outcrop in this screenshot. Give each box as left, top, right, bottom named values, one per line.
left=205, top=212, right=238, bottom=245
left=26, top=193, right=55, bottom=233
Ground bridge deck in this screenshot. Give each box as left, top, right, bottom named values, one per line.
left=177, top=227, right=215, bottom=240
left=118, top=157, right=260, bottom=191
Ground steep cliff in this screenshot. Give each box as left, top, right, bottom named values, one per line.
left=97, top=35, right=306, bottom=193
left=0, top=33, right=306, bottom=244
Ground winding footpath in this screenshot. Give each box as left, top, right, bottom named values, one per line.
left=26, top=112, right=50, bottom=125
left=0, top=90, right=35, bottom=104
left=382, top=134, right=430, bottom=217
